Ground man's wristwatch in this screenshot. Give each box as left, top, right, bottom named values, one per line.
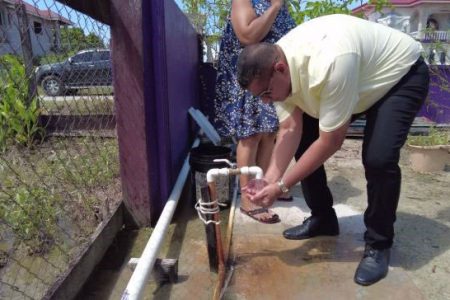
left=277, top=179, right=289, bottom=193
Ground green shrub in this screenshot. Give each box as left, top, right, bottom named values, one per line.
left=408, top=127, right=450, bottom=146
left=0, top=55, right=45, bottom=150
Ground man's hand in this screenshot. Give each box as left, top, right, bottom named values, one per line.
left=244, top=179, right=282, bottom=208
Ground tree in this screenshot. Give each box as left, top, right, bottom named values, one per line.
left=38, top=27, right=106, bottom=65
left=60, top=27, right=105, bottom=54
left=180, top=0, right=229, bottom=62
left=180, top=0, right=389, bottom=61
left=287, top=0, right=391, bottom=23
left=85, top=33, right=105, bottom=49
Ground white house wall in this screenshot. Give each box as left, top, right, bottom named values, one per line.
left=0, top=4, right=21, bottom=56
left=366, top=4, right=450, bottom=33
left=29, top=16, right=54, bottom=57
left=0, top=2, right=63, bottom=58
left=363, top=3, right=449, bottom=65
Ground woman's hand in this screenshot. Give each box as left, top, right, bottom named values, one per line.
left=244, top=178, right=281, bottom=208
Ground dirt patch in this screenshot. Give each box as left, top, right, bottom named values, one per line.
left=324, top=139, right=450, bottom=299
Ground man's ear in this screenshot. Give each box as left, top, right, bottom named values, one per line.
left=274, top=61, right=286, bottom=73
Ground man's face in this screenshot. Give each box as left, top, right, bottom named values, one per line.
left=247, top=62, right=291, bottom=103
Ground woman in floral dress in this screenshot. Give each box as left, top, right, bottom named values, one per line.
left=214, top=0, right=295, bottom=223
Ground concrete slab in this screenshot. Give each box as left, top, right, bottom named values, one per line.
left=77, top=139, right=450, bottom=299
left=224, top=196, right=425, bottom=299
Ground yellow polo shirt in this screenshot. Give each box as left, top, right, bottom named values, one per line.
left=275, top=14, right=423, bottom=132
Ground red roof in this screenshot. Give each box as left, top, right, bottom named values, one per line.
left=353, top=0, right=450, bottom=13
left=5, top=0, right=72, bottom=25
left=389, top=0, right=422, bottom=4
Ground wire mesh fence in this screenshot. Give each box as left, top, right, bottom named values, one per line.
left=0, top=1, right=120, bottom=298
left=3, top=0, right=447, bottom=299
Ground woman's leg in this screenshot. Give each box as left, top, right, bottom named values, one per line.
left=257, top=132, right=292, bottom=200
left=256, top=132, right=276, bottom=172
left=238, top=133, right=279, bottom=222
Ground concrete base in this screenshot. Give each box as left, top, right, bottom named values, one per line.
left=224, top=198, right=425, bottom=299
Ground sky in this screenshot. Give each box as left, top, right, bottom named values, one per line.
left=27, top=0, right=366, bottom=45
left=28, top=0, right=190, bottom=44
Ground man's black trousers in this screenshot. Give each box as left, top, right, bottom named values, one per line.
left=294, top=57, right=430, bottom=249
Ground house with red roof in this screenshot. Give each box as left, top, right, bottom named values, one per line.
left=353, top=0, right=450, bottom=64
left=0, top=0, right=71, bottom=57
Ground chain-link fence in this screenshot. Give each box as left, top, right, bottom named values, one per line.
left=0, top=1, right=120, bottom=299
left=2, top=0, right=448, bottom=299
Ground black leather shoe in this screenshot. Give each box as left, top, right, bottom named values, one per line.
left=282, top=214, right=339, bottom=240
left=354, top=245, right=390, bottom=286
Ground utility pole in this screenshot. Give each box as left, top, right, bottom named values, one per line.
left=16, top=2, right=36, bottom=107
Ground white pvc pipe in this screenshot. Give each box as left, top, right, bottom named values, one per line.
left=239, top=166, right=263, bottom=179
left=206, top=167, right=230, bottom=182
left=206, top=165, right=263, bottom=183
left=121, top=138, right=200, bottom=300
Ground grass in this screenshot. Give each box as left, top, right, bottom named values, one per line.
left=0, top=136, right=122, bottom=299
left=39, top=94, right=115, bottom=115
left=36, top=85, right=114, bottom=96
left=36, top=85, right=114, bottom=115
left=0, top=137, right=120, bottom=254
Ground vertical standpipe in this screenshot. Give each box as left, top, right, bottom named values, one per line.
left=201, top=165, right=263, bottom=300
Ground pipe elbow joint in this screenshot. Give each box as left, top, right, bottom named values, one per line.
left=248, top=166, right=263, bottom=179
left=239, top=166, right=263, bottom=179
left=206, top=168, right=230, bottom=183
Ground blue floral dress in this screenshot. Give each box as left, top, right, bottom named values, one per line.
left=214, top=0, right=295, bottom=140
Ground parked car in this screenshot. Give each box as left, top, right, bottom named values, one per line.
left=35, top=49, right=112, bottom=96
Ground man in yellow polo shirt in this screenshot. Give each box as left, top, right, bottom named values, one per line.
left=237, top=14, right=429, bottom=285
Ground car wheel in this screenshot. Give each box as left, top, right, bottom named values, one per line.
left=42, top=75, right=64, bottom=96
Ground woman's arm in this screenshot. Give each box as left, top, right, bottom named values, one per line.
left=231, top=0, right=284, bottom=45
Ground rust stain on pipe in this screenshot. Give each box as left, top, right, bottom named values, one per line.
left=209, top=182, right=226, bottom=300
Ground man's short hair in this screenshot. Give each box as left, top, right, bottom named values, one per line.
left=237, top=43, right=278, bottom=89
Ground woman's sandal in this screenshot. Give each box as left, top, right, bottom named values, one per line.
left=277, top=196, right=294, bottom=202
left=240, top=207, right=280, bottom=224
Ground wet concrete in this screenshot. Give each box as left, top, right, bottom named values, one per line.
left=82, top=195, right=424, bottom=299
left=224, top=200, right=424, bottom=299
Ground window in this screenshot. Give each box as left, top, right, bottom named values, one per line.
left=0, top=10, right=6, bottom=26
left=34, top=21, right=42, bottom=34
left=98, top=51, right=110, bottom=61
left=0, top=10, right=6, bottom=42
left=71, top=52, right=93, bottom=63
left=426, top=18, right=439, bottom=30
left=91, top=50, right=110, bottom=62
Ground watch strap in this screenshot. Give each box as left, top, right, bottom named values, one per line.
left=277, top=179, right=289, bottom=193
